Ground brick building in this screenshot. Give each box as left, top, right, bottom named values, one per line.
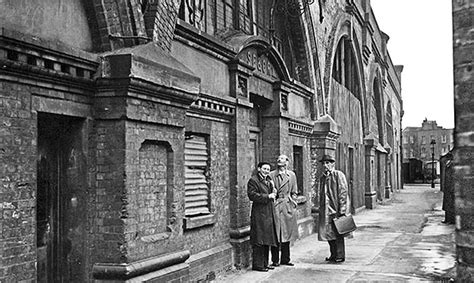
left=0, top=0, right=403, bottom=281
left=452, top=0, right=474, bottom=281
left=402, top=119, right=454, bottom=163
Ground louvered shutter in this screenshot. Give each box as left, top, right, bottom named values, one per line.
left=185, top=135, right=210, bottom=216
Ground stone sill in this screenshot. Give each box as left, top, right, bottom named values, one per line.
left=184, top=214, right=216, bottom=230
left=140, top=232, right=171, bottom=243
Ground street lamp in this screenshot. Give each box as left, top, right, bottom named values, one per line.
left=430, top=139, right=436, bottom=188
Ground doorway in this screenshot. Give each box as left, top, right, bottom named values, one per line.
left=36, top=113, right=86, bottom=282
left=348, top=147, right=355, bottom=214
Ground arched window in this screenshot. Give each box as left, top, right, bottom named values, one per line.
left=332, top=36, right=360, bottom=97
left=373, top=77, right=384, bottom=144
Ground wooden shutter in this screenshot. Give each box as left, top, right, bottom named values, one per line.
left=185, top=135, right=210, bottom=216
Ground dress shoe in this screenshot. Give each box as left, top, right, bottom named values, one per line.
left=270, top=262, right=280, bottom=267
left=325, top=257, right=335, bottom=262
left=281, top=262, right=294, bottom=266
left=252, top=267, right=269, bottom=272
left=265, top=265, right=275, bottom=270
left=334, top=258, right=345, bottom=263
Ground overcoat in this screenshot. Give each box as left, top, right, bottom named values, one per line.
left=318, top=169, right=350, bottom=241
left=270, top=169, right=299, bottom=242
left=247, top=174, right=278, bottom=246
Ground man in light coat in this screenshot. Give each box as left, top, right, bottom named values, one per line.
left=248, top=162, right=278, bottom=272
left=269, top=154, right=299, bottom=267
left=318, top=154, right=350, bottom=263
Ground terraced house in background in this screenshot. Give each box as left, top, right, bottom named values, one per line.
left=0, top=0, right=403, bottom=281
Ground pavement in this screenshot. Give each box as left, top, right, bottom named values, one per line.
left=215, top=184, right=456, bottom=282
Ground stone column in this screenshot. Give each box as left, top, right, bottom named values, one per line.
left=364, top=136, right=377, bottom=209
left=384, top=146, right=392, bottom=199
left=310, top=115, right=341, bottom=219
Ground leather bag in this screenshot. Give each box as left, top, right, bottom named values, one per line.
left=333, top=215, right=357, bottom=236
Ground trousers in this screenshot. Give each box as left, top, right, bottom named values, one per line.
left=271, top=241, right=290, bottom=264
left=328, top=236, right=345, bottom=259
left=252, top=245, right=269, bottom=269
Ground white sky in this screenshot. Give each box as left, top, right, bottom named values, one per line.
left=370, top=0, right=454, bottom=129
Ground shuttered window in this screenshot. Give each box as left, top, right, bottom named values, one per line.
left=184, top=135, right=210, bottom=216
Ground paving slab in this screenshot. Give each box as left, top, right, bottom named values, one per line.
left=215, top=184, right=456, bottom=282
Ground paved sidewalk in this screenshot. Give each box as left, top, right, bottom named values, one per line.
left=216, top=184, right=456, bottom=282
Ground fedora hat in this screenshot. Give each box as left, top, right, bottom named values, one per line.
left=319, top=154, right=335, bottom=163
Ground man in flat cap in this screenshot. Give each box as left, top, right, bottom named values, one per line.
left=269, top=154, right=299, bottom=267
left=318, top=154, right=350, bottom=263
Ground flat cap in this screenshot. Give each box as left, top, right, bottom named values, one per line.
left=319, top=154, right=335, bottom=163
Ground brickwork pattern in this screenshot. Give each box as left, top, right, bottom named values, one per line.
left=153, top=0, right=181, bottom=51
left=0, top=81, right=37, bottom=282
left=453, top=1, right=474, bottom=281
left=229, top=106, right=252, bottom=229
left=90, top=119, right=127, bottom=264
left=137, top=142, right=169, bottom=234
left=188, top=244, right=233, bottom=281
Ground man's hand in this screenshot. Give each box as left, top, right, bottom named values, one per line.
left=269, top=193, right=276, bottom=200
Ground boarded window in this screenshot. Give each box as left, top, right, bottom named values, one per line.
left=185, top=135, right=210, bottom=216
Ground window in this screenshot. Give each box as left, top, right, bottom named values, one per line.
left=184, top=134, right=210, bottom=217
left=403, top=135, right=407, bottom=144
left=442, top=135, right=447, bottom=143
left=178, top=0, right=207, bottom=31
left=410, top=136, right=414, bottom=144
left=410, top=149, right=414, bottom=158
left=421, top=136, right=426, bottom=144
left=332, top=37, right=360, bottom=97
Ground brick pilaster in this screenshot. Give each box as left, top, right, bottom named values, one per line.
left=453, top=0, right=474, bottom=281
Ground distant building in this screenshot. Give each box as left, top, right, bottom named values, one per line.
left=402, top=119, right=454, bottom=163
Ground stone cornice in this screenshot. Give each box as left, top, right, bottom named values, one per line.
left=0, top=29, right=98, bottom=92
left=289, top=119, right=313, bottom=137
left=174, top=20, right=237, bottom=62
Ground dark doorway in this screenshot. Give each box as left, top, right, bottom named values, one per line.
left=37, top=113, right=86, bottom=282
left=293, top=146, right=303, bottom=195
left=348, top=147, right=355, bottom=214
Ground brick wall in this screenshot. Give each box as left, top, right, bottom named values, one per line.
left=0, top=81, right=36, bottom=282
left=89, top=119, right=127, bottom=264
left=452, top=1, right=474, bottom=281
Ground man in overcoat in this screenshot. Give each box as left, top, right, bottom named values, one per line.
left=269, top=154, right=299, bottom=267
left=318, top=154, right=350, bottom=263
left=248, top=161, right=278, bottom=272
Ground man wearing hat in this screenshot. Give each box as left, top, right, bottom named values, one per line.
left=318, top=154, right=350, bottom=263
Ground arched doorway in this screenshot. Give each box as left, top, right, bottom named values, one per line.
left=329, top=35, right=365, bottom=211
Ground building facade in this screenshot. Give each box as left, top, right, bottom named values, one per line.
left=0, top=0, right=402, bottom=281
left=452, top=0, right=474, bottom=281
left=402, top=119, right=454, bottom=163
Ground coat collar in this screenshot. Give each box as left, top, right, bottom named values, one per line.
left=274, top=169, right=290, bottom=187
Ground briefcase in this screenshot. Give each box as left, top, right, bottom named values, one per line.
left=333, top=215, right=357, bottom=236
